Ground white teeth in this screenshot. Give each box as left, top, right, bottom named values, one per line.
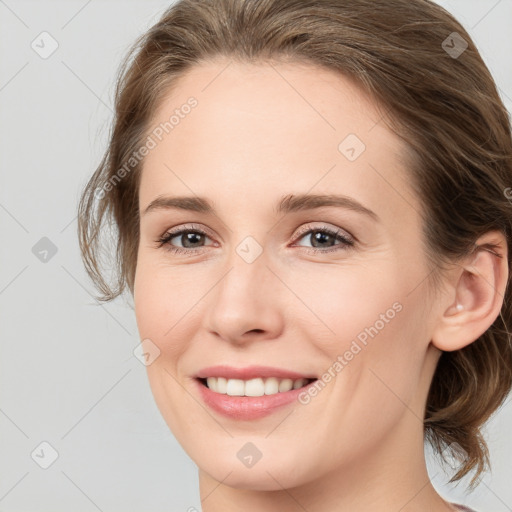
left=264, top=377, right=279, bottom=395
left=226, top=379, right=245, bottom=396
left=278, top=378, right=294, bottom=392
left=245, top=378, right=265, bottom=397
left=217, top=377, right=227, bottom=394
left=203, top=376, right=310, bottom=396
left=293, top=378, right=305, bottom=389
left=206, top=377, right=216, bottom=391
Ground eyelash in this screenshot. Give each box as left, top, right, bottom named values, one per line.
left=156, top=223, right=355, bottom=256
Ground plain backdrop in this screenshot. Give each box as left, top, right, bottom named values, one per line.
left=1, top=1, right=511, bottom=511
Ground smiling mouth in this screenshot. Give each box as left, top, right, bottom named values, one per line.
left=197, top=376, right=317, bottom=397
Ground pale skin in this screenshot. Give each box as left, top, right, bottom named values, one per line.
left=132, top=57, right=508, bottom=511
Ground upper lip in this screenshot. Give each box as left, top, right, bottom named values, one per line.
left=195, top=365, right=317, bottom=381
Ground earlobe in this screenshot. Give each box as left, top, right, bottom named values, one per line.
left=431, top=232, right=508, bottom=352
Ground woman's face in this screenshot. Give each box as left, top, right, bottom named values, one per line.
left=133, top=58, right=444, bottom=490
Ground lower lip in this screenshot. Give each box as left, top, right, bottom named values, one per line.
left=193, top=378, right=316, bottom=420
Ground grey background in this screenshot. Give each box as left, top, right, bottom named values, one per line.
left=0, top=1, right=511, bottom=510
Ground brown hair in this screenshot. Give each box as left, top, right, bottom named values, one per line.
left=78, top=0, right=512, bottom=488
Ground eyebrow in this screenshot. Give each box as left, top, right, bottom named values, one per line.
left=142, top=193, right=379, bottom=221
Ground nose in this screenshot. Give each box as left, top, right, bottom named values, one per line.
left=203, top=240, right=284, bottom=346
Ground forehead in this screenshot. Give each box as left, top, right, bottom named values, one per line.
left=139, top=58, right=417, bottom=221
left=148, top=58, right=388, bottom=156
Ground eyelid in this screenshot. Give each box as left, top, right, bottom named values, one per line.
left=164, top=222, right=216, bottom=239
left=156, top=221, right=356, bottom=258
left=292, top=221, right=355, bottom=242
left=157, top=223, right=216, bottom=249
left=159, top=222, right=354, bottom=245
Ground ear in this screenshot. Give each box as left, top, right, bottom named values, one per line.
left=431, top=231, right=509, bottom=352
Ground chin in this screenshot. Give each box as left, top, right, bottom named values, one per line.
left=208, top=468, right=297, bottom=491
left=198, top=451, right=312, bottom=491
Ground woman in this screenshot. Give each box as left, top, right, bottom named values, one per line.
left=78, top=0, right=512, bottom=510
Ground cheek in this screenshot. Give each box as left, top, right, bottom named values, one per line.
left=292, top=262, right=430, bottom=409
left=282, top=260, right=410, bottom=352
left=134, top=257, right=194, bottom=337
left=330, top=291, right=431, bottom=432
left=133, top=257, right=213, bottom=381
left=133, top=261, right=200, bottom=437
